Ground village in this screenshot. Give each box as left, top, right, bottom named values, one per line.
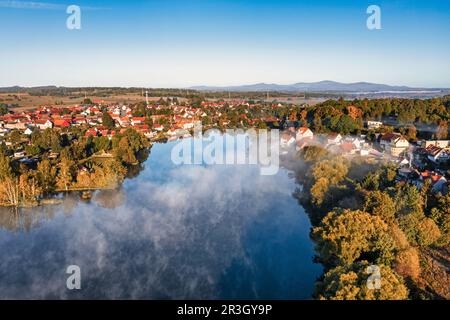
left=280, top=122, right=449, bottom=194
left=0, top=98, right=449, bottom=196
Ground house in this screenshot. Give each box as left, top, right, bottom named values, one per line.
left=327, top=133, right=342, bottom=145
left=397, top=157, right=410, bottom=167
left=144, top=131, right=157, bottom=139
left=340, top=142, right=356, bottom=154
left=151, top=115, right=166, bottom=123
left=24, top=127, right=34, bottom=135
left=180, top=121, right=195, bottom=130
left=153, top=124, right=164, bottom=131
left=420, top=171, right=449, bottom=193
left=426, top=144, right=450, bottom=163
left=131, top=117, right=145, bottom=126
left=380, top=133, right=409, bottom=157
left=424, top=140, right=450, bottom=150
left=4, top=122, right=26, bottom=130
left=13, top=151, right=26, bottom=158
left=33, top=119, right=53, bottom=130
left=53, top=119, right=71, bottom=128
left=280, top=132, right=296, bottom=148
left=85, top=128, right=98, bottom=137
left=296, top=138, right=313, bottom=151
left=118, top=117, right=130, bottom=127
left=367, top=121, right=383, bottom=130
left=342, top=136, right=364, bottom=151
left=359, top=149, right=370, bottom=156
left=296, top=127, right=313, bottom=141
left=73, top=116, right=87, bottom=126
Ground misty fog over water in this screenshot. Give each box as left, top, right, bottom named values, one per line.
left=0, top=139, right=321, bottom=299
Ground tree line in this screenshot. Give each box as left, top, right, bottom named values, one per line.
left=293, top=146, right=449, bottom=299
left=0, top=127, right=150, bottom=207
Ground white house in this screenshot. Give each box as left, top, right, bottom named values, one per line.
left=33, top=119, right=53, bottom=130
left=13, top=151, right=26, bottom=158
left=380, top=133, right=409, bottom=157
left=426, top=144, right=450, bottom=163
left=327, top=133, right=342, bottom=145
left=424, top=140, right=450, bottom=149
left=24, top=127, right=34, bottom=135
left=367, top=121, right=383, bottom=130
left=296, top=127, right=313, bottom=141
left=280, top=132, right=296, bottom=148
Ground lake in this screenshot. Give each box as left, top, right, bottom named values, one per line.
left=0, top=137, right=322, bottom=299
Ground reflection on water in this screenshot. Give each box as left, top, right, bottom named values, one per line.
left=0, top=138, right=322, bottom=299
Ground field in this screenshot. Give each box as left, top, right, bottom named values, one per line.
left=0, top=89, right=325, bottom=111
left=0, top=92, right=158, bottom=111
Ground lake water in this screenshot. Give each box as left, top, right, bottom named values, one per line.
left=0, top=138, right=322, bottom=299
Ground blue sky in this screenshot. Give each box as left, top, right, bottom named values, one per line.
left=0, top=0, right=449, bottom=88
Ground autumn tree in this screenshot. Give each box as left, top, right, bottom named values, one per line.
left=0, top=177, right=19, bottom=206
left=435, top=120, right=448, bottom=139
left=416, top=218, right=441, bottom=246
left=301, top=145, right=329, bottom=162
left=406, top=124, right=417, bottom=140
left=310, top=157, right=348, bottom=205
left=56, top=156, right=76, bottom=191
left=18, top=172, right=42, bottom=204
left=317, top=261, right=409, bottom=300
left=363, top=191, right=396, bottom=223
left=313, top=209, right=394, bottom=265
left=394, top=247, right=421, bottom=281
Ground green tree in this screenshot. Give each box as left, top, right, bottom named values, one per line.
left=9, top=130, right=23, bottom=145
left=37, top=159, right=57, bottom=194
left=93, top=136, right=112, bottom=153
left=82, top=98, right=93, bottom=105
left=0, top=149, right=13, bottom=181
left=113, top=137, right=137, bottom=165
left=102, top=112, right=115, bottom=129
left=25, top=144, right=41, bottom=157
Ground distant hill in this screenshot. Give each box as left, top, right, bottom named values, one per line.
left=0, top=86, right=59, bottom=93
left=190, top=81, right=447, bottom=93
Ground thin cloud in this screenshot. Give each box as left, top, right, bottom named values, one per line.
left=0, top=0, right=107, bottom=11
